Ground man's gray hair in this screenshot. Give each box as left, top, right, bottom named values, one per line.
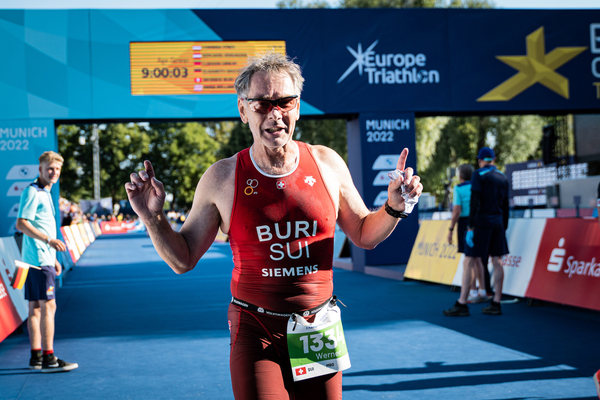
left=234, top=51, right=304, bottom=98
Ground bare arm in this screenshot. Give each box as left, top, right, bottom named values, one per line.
left=317, top=147, right=422, bottom=250
left=448, top=205, right=461, bottom=245
left=125, top=160, right=230, bottom=274
left=16, top=218, right=66, bottom=252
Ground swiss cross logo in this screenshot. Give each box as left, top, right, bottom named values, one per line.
left=276, top=180, right=286, bottom=190
left=295, top=367, right=307, bottom=376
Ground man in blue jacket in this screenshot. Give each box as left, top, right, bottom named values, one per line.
left=444, top=147, right=509, bottom=316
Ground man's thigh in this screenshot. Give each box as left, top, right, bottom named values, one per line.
left=228, top=305, right=342, bottom=400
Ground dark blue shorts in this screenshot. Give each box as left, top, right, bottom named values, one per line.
left=24, top=265, right=56, bottom=301
left=457, top=217, right=473, bottom=256
left=472, top=225, right=509, bottom=259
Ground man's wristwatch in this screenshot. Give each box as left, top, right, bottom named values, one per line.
left=384, top=200, right=408, bottom=219
left=45, top=237, right=51, bottom=244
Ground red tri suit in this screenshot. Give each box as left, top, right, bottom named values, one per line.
left=227, top=142, right=342, bottom=400
left=229, top=141, right=337, bottom=312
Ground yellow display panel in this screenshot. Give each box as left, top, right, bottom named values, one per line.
left=130, top=41, right=286, bottom=96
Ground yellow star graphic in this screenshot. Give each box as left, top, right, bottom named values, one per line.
left=478, top=27, right=587, bottom=102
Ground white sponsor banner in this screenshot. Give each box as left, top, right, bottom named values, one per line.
left=5, top=165, right=39, bottom=181
left=7, top=203, right=19, bottom=218
left=372, top=171, right=391, bottom=186
left=371, top=154, right=400, bottom=170
left=450, top=218, right=546, bottom=297
left=497, top=218, right=546, bottom=297
left=373, top=191, right=388, bottom=207
left=6, top=182, right=30, bottom=197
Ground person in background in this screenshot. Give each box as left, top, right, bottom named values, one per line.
left=16, top=151, right=78, bottom=373
left=446, top=164, right=488, bottom=304
left=444, top=147, right=509, bottom=316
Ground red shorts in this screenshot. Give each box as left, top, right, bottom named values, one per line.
left=228, top=303, right=342, bottom=400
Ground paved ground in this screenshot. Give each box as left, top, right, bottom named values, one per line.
left=1, top=233, right=598, bottom=399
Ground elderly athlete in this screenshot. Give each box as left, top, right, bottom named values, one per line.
left=125, top=52, right=423, bottom=400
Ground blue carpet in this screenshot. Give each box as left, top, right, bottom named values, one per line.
left=0, top=234, right=598, bottom=399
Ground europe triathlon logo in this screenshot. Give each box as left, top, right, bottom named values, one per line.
left=337, top=41, right=440, bottom=85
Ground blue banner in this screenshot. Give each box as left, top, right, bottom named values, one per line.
left=358, top=113, right=418, bottom=266
left=0, top=119, right=57, bottom=237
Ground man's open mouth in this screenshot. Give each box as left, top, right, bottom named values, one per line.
left=265, top=126, right=286, bottom=134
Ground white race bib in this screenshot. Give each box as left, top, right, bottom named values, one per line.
left=286, top=304, right=351, bottom=382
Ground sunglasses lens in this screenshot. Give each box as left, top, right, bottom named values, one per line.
left=278, top=97, right=297, bottom=111
left=247, top=97, right=298, bottom=114
left=250, top=101, right=273, bottom=114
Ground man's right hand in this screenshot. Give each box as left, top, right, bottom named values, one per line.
left=49, top=239, right=67, bottom=252
left=125, top=160, right=166, bottom=221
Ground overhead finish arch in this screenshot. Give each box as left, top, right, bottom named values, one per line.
left=0, top=8, right=598, bottom=268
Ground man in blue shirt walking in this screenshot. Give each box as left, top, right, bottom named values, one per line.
left=444, top=147, right=509, bottom=316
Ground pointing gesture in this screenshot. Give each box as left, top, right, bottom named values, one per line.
left=125, top=160, right=166, bottom=221
left=387, top=148, right=422, bottom=212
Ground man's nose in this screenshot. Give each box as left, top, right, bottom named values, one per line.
left=268, top=105, right=283, bottom=118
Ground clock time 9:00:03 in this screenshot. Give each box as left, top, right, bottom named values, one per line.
left=141, top=67, right=189, bottom=78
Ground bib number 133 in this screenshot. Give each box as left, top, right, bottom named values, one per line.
left=287, top=312, right=351, bottom=382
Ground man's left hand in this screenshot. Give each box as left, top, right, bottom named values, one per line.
left=387, top=148, right=423, bottom=211
left=55, top=261, right=62, bottom=276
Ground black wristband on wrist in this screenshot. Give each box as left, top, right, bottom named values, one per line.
left=384, top=200, right=408, bottom=219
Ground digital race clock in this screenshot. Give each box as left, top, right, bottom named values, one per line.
left=130, top=41, right=286, bottom=96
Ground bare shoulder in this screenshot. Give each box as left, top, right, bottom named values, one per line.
left=192, top=154, right=237, bottom=232
left=201, top=155, right=237, bottom=185
left=307, top=144, right=348, bottom=174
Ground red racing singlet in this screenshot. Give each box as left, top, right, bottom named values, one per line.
left=229, top=141, right=337, bottom=313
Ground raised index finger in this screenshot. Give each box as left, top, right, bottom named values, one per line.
left=144, top=160, right=155, bottom=179
left=396, top=148, right=409, bottom=171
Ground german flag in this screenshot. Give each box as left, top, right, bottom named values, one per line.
left=11, top=260, right=41, bottom=290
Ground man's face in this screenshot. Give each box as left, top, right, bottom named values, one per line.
left=39, top=161, right=62, bottom=185
left=238, top=71, right=300, bottom=150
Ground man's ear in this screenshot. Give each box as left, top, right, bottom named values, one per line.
left=238, top=97, right=248, bottom=124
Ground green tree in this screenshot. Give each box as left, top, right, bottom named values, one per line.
left=294, top=119, right=348, bottom=162
left=57, top=123, right=149, bottom=204
left=144, top=122, right=220, bottom=210
left=421, top=115, right=546, bottom=204
left=216, top=121, right=254, bottom=159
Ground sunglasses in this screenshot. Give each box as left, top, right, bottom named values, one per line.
left=245, top=95, right=299, bottom=114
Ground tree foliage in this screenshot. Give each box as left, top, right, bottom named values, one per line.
left=420, top=115, right=546, bottom=202
left=144, top=122, right=220, bottom=210
left=57, top=123, right=149, bottom=204
left=57, top=122, right=219, bottom=211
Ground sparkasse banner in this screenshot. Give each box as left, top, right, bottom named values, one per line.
left=526, top=219, right=600, bottom=311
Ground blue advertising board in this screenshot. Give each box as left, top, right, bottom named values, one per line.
left=348, top=113, right=418, bottom=266
left=0, top=119, right=58, bottom=237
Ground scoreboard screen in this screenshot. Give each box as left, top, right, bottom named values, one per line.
left=130, top=41, right=286, bottom=95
